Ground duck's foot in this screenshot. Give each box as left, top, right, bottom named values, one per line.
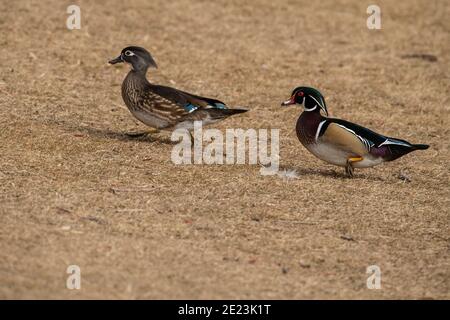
left=345, top=164, right=354, bottom=178
left=125, top=128, right=160, bottom=138
left=345, top=156, right=363, bottom=178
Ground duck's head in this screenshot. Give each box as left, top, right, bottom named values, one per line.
left=109, top=46, right=158, bottom=73
left=281, top=86, right=328, bottom=116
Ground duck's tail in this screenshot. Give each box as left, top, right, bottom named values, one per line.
left=412, top=144, right=430, bottom=150
left=385, top=141, right=430, bottom=161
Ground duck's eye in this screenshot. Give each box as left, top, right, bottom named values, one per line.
left=124, top=50, right=134, bottom=57
left=297, top=91, right=304, bottom=97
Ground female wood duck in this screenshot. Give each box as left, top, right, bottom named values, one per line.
left=281, top=87, right=429, bottom=177
left=109, top=46, right=247, bottom=137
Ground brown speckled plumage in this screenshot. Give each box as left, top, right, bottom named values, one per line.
left=122, top=71, right=189, bottom=126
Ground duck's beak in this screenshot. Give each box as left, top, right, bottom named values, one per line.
left=108, top=55, right=123, bottom=64
left=281, top=97, right=295, bottom=106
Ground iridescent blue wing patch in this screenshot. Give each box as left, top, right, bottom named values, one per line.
left=184, top=103, right=199, bottom=113
left=213, top=103, right=227, bottom=109
left=205, top=102, right=227, bottom=109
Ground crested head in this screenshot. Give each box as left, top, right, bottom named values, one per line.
left=109, top=46, right=158, bottom=73
left=281, top=86, right=328, bottom=116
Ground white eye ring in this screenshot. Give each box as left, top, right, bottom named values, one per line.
left=124, top=50, right=135, bottom=56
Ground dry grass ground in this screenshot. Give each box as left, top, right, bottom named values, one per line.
left=0, top=0, right=449, bottom=299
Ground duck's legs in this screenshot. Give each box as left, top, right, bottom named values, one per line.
left=126, top=128, right=160, bottom=138
left=345, top=156, right=363, bottom=178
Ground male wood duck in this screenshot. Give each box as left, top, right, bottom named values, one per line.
left=281, top=87, right=429, bottom=177
left=109, top=46, right=247, bottom=138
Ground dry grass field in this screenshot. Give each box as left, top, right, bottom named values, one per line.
left=0, top=0, right=449, bottom=299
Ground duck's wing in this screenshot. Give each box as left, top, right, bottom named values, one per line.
left=317, top=118, right=384, bottom=155
left=318, top=118, right=415, bottom=155
left=175, top=89, right=228, bottom=109
left=150, top=85, right=228, bottom=114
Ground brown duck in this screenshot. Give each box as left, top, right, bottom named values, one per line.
left=109, top=46, right=247, bottom=137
